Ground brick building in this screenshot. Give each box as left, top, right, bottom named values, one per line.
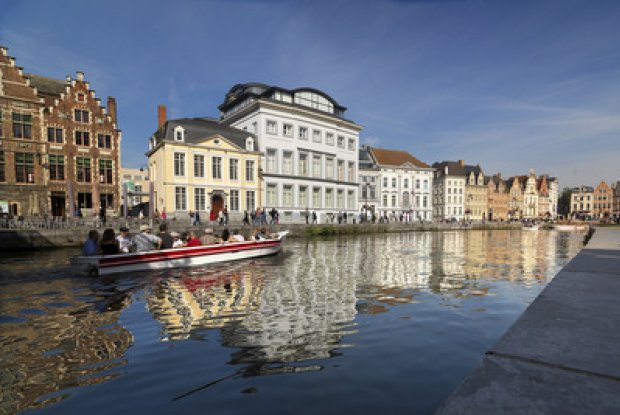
left=0, top=47, right=47, bottom=216
left=0, top=46, right=121, bottom=218
left=592, top=180, right=612, bottom=218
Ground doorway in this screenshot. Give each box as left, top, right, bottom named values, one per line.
left=51, top=192, right=66, bottom=217
left=211, top=193, right=224, bottom=218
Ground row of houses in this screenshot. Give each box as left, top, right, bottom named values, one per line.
left=0, top=46, right=559, bottom=222
left=570, top=181, right=620, bottom=219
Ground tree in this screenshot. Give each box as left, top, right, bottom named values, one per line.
left=558, top=187, right=572, bottom=216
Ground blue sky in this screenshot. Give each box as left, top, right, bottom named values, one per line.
left=1, top=0, right=619, bottom=188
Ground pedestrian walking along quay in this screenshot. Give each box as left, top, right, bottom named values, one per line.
left=437, top=227, right=620, bottom=414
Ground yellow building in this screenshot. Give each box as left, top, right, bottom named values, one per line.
left=147, top=109, right=262, bottom=219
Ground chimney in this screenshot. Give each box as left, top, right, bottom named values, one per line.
left=107, top=97, right=117, bottom=121
left=458, top=159, right=464, bottom=168
left=158, top=104, right=167, bottom=128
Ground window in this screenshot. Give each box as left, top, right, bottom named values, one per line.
left=174, top=153, right=185, bottom=176
left=13, top=112, right=32, bottom=138
left=246, top=191, right=256, bottom=212
left=75, top=131, right=90, bottom=146
left=416, top=195, right=421, bottom=207
left=299, top=186, right=308, bottom=207
left=416, top=179, right=421, bottom=189
left=76, top=157, right=91, bottom=183
left=313, top=187, right=321, bottom=207
left=312, top=130, right=322, bottom=143
left=325, top=157, right=334, bottom=180
left=281, top=152, right=292, bottom=175
left=325, top=133, right=334, bottom=145
left=212, top=157, right=222, bottom=179
left=383, top=177, right=388, bottom=188
left=245, top=160, right=255, bottom=181
left=337, top=189, right=344, bottom=208
left=47, top=127, right=63, bottom=143
left=298, top=153, right=308, bottom=176
left=267, top=184, right=277, bottom=206
left=348, top=191, right=355, bottom=209
left=266, top=120, right=277, bottom=134
left=245, top=138, right=254, bottom=151
left=404, top=178, right=409, bottom=188
left=175, top=187, right=187, bottom=210
left=74, top=109, right=89, bottom=123
left=78, top=192, right=92, bottom=209
left=230, top=190, right=240, bottom=211
left=392, top=194, right=397, bottom=207
left=424, top=179, right=429, bottom=189
left=194, top=155, right=205, bottom=177
left=49, top=155, right=65, bottom=181
left=283, top=123, right=293, bottom=137
left=283, top=186, right=293, bottom=207
left=97, top=134, right=112, bottom=149
left=266, top=150, right=277, bottom=174
left=347, top=161, right=355, bottom=181
left=230, top=159, right=239, bottom=180
left=99, top=159, right=113, bottom=184
left=337, top=160, right=344, bottom=181
left=15, top=153, right=34, bottom=183
left=312, top=155, right=321, bottom=178
left=0, top=151, right=4, bottom=181
left=392, top=178, right=397, bottom=188
left=383, top=194, right=388, bottom=206
left=337, top=136, right=345, bottom=148
left=77, top=93, right=86, bottom=102
left=174, top=126, right=185, bottom=141
left=348, top=138, right=355, bottom=151
left=403, top=192, right=410, bottom=207
left=299, top=126, right=308, bottom=140
left=325, top=188, right=334, bottom=207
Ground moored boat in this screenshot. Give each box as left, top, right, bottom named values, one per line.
left=73, top=231, right=288, bottom=276
left=555, top=224, right=589, bottom=231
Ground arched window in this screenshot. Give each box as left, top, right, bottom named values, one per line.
left=246, top=137, right=254, bottom=151
left=173, top=126, right=185, bottom=142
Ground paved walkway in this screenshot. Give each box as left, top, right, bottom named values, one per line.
left=436, top=227, right=620, bottom=414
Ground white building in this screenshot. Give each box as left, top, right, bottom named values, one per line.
left=360, top=146, right=434, bottom=221
left=218, top=83, right=361, bottom=223
left=432, top=160, right=467, bottom=221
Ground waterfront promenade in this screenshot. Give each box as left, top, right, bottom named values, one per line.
left=0, top=219, right=523, bottom=249
left=437, top=226, right=620, bottom=414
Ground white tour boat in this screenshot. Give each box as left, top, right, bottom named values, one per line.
left=73, top=231, right=288, bottom=276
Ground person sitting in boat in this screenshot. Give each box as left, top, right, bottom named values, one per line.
left=186, top=230, right=202, bottom=247
left=200, top=228, right=217, bottom=245
left=158, top=223, right=174, bottom=249
left=171, top=231, right=184, bottom=248
left=100, top=228, right=120, bottom=255
left=217, top=228, right=230, bottom=243
left=133, top=224, right=162, bottom=252
left=230, top=229, right=245, bottom=242
left=250, top=227, right=262, bottom=241
left=116, top=226, right=133, bottom=253
left=82, top=230, right=100, bottom=256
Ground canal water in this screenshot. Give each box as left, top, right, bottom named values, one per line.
left=0, top=230, right=584, bottom=414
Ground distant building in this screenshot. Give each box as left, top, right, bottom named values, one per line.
left=592, top=180, right=612, bottom=218
left=570, top=185, right=594, bottom=217
left=432, top=160, right=467, bottom=221
left=218, top=83, right=361, bottom=223
left=486, top=174, right=509, bottom=221
left=612, top=181, right=620, bottom=218
left=147, top=107, right=262, bottom=219
left=119, top=167, right=150, bottom=208
left=464, top=164, right=487, bottom=221
left=358, top=147, right=380, bottom=218
left=360, top=146, right=433, bottom=221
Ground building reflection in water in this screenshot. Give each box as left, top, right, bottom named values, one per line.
left=0, top=276, right=134, bottom=415
left=146, top=230, right=582, bottom=373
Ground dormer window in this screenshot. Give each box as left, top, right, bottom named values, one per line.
left=174, top=126, right=185, bottom=142
left=246, top=137, right=254, bottom=151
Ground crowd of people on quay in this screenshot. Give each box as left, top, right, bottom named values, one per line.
left=81, top=223, right=279, bottom=256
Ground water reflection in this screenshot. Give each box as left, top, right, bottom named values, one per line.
left=0, top=230, right=584, bottom=414
left=0, top=276, right=134, bottom=414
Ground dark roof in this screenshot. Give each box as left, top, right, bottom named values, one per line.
left=26, top=74, right=67, bottom=95
left=153, top=118, right=255, bottom=149
left=432, top=161, right=467, bottom=177
left=358, top=147, right=375, bottom=169
left=218, top=82, right=347, bottom=118
left=464, top=164, right=483, bottom=176
left=368, top=146, right=430, bottom=168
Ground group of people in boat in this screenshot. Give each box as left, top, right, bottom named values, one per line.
left=81, top=223, right=278, bottom=256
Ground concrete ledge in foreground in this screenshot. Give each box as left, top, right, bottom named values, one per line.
left=436, top=227, right=620, bottom=415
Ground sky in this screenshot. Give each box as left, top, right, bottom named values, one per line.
left=1, top=0, right=619, bottom=188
